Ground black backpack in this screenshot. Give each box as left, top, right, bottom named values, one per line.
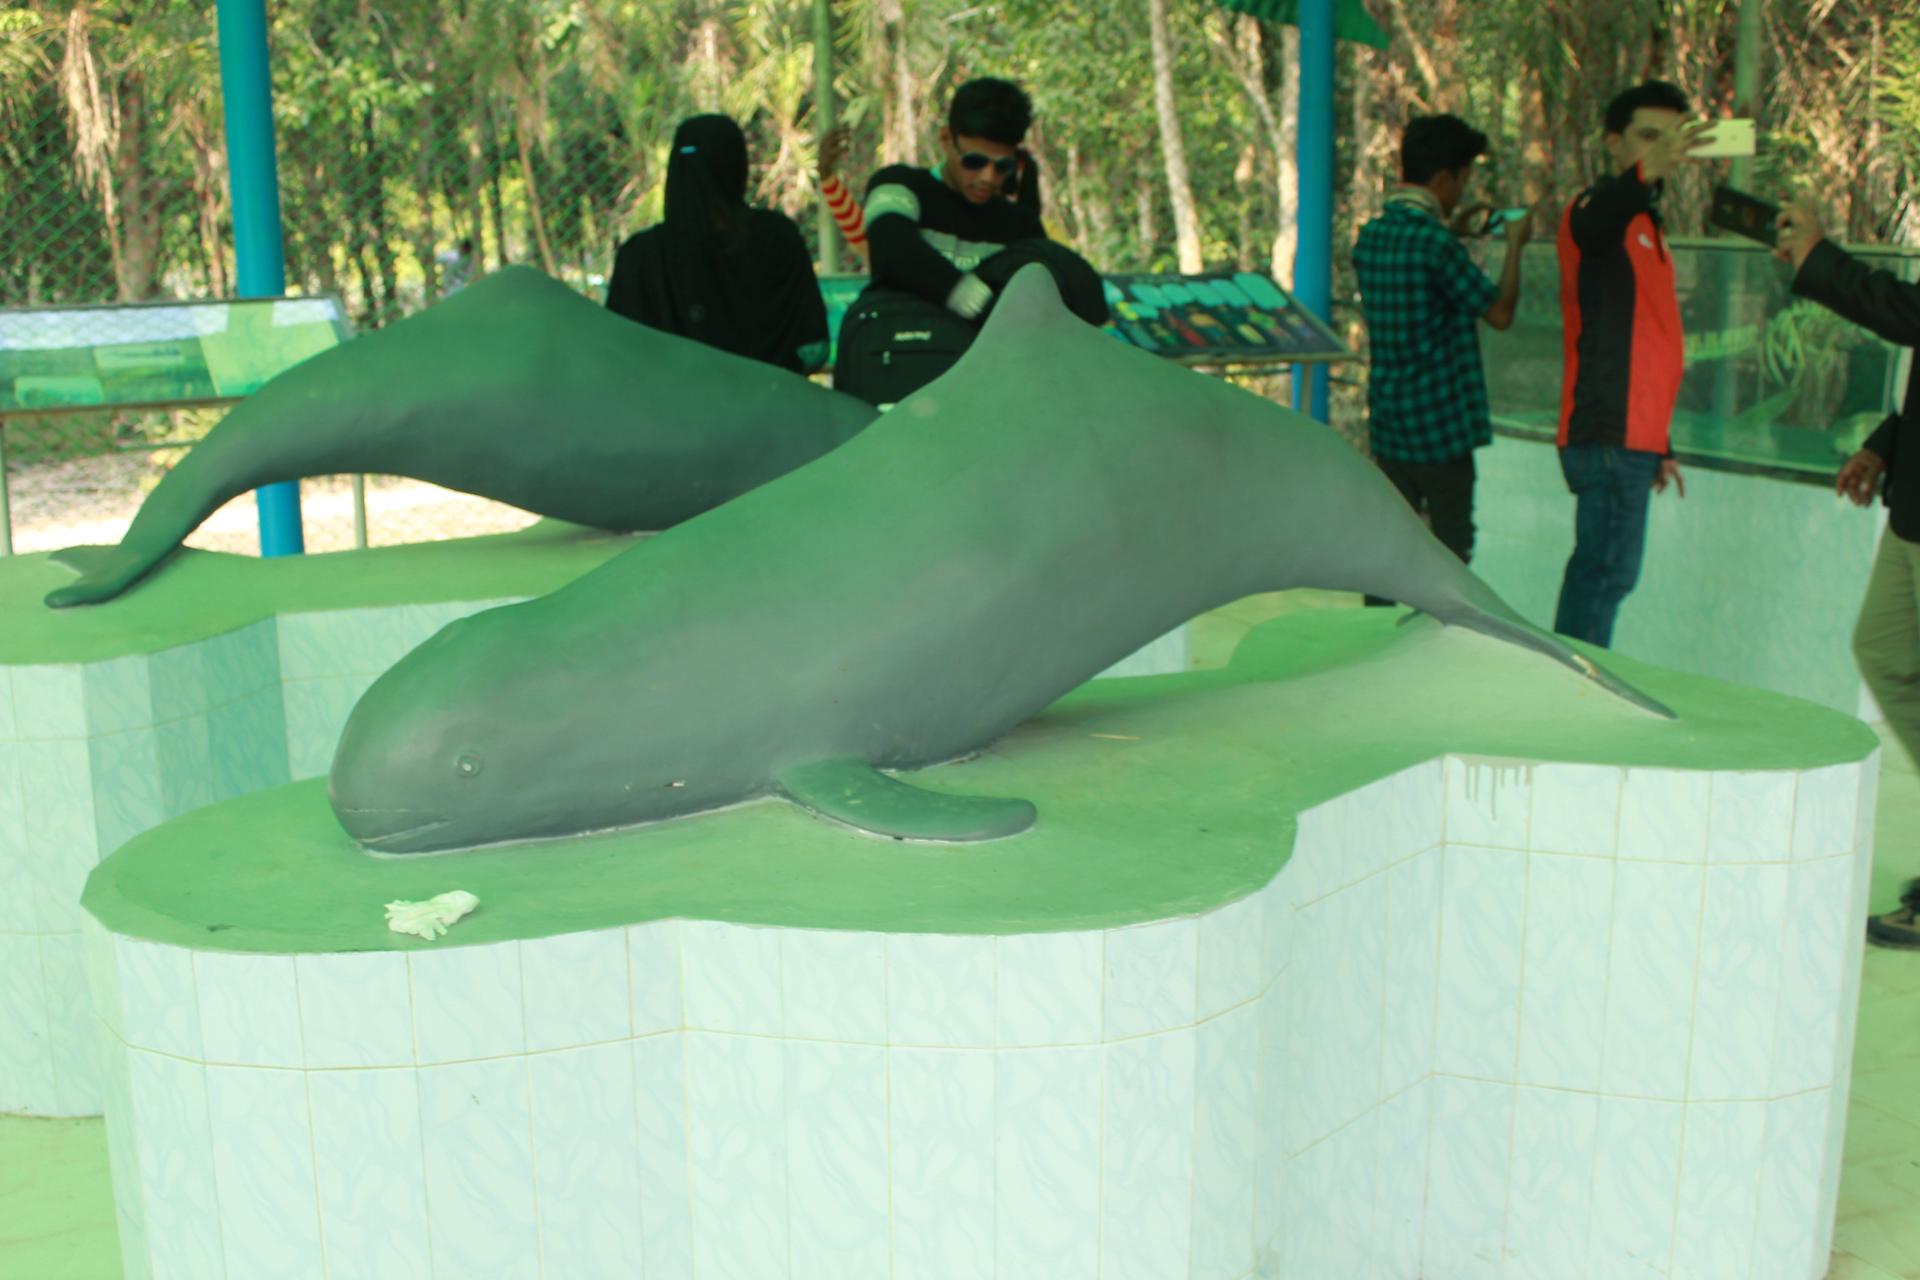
left=832, top=286, right=979, bottom=408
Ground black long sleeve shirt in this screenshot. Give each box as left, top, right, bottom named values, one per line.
left=1793, top=239, right=1920, bottom=541
left=861, top=165, right=1045, bottom=307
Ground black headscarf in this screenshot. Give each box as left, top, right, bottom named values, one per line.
left=605, top=114, right=828, bottom=373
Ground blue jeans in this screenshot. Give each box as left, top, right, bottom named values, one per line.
left=1553, top=443, right=1661, bottom=649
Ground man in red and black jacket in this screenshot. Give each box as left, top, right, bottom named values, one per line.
left=1777, top=198, right=1920, bottom=950
left=1552, top=81, right=1712, bottom=648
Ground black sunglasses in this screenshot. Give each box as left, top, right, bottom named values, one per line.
left=959, top=151, right=1019, bottom=177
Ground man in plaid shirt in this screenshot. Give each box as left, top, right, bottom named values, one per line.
left=1353, top=114, right=1529, bottom=604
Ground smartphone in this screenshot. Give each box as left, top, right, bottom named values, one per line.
left=1709, top=184, right=1780, bottom=246
left=1484, top=207, right=1531, bottom=234
left=1693, top=118, right=1757, bottom=160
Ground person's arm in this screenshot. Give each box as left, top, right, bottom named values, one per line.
left=1480, top=214, right=1533, bottom=330
left=1432, top=229, right=1499, bottom=331
left=604, top=234, right=659, bottom=328
left=760, top=212, right=831, bottom=374
left=863, top=170, right=988, bottom=316
left=1788, top=237, right=1920, bottom=350
left=816, top=126, right=867, bottom=262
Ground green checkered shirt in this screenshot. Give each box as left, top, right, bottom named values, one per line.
left=1353, top=198, right=1498, bottom=464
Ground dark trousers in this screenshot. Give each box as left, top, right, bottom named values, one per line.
left=1552, top=442, right=1660, bottom=648
left=1363, top=453, right=1475, bottom=607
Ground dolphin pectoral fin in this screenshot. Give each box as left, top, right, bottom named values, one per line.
left=776, top=758, right=1036, bottom=842
left=1446, top=607, right=1677, bottom=720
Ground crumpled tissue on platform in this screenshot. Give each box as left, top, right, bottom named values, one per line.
left=385, top=890, right=480, bottom=940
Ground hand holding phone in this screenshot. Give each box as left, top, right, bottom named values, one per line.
left=1692, top=119, right=1757, bottom=160
left=1708, top=185, right=1781, bottom=246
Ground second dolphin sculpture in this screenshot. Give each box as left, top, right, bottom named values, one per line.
left=330, top=265, right=1673, bottom=854
left=43, top=267, right=876, bottom=607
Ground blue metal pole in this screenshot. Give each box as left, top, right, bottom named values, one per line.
left=215, top=0, right=303, bottom=557
left=1293, top=0, right=1335, bottom=422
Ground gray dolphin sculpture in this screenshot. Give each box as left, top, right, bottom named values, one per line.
left=329, top=265, right=1672, bottom=854
left=43, top=266, right=876, bottom=608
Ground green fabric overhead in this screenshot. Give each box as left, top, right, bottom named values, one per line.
left=1215, top=0, right=1390, bottom=49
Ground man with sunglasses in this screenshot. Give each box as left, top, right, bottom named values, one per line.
left=861, top=77, right=1045, bottom=320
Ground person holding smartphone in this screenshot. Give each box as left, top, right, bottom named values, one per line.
left=1551, top=81, right=1714, bottom=648
left=1352, top=114, right=1530, bottom=604
left=1776, top=198, right=1920, bottom=949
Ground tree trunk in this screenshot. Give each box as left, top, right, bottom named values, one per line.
left=517, top=121, right=559, bottom=274
left=1135, top=181, right=1159, bottom=265
left=1273, top=22, right=1300, bottom=284
left=113, top=76, right=161, bottom=299
left=1148, top=0, right=1204, bottom=273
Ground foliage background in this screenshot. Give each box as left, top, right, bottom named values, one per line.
left=3, top=0, right=1915, bottom=325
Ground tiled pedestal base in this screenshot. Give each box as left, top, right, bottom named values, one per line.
left=87, top=755, right=1874, bottom=1279
left=1, top=611, right=1187, bottom=1117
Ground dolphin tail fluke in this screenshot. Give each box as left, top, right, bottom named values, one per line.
left=42, top=542, right=173, bottom=609
left=778, top=757, right=1036, bottom=842
left=1429, top=602, right=1676, bottom=720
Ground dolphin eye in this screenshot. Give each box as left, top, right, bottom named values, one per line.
left=455, top=754, right=483, bottom=780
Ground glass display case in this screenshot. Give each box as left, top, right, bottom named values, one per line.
left=1478, top=238, right=1916, bottom=481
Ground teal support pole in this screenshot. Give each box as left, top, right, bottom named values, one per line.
left=215, top=0, right=303, bottom=557
left=1292, top=0, right=1334, bottom=423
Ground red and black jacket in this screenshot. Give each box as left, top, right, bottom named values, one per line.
left=1556, top=163, right=1684, bottom=455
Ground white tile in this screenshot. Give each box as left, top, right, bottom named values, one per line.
left=627, top=919, right=682, bottom=1037
left=1320, top=878, right=1389, bottom=1132
left=996, top=1045, right=1101, bottom=1280
left=1791, top=763, right=1860, bottom=860
left=1260, top=871, right=1293, bottom=985
left=14, top=664, right=86, bottom=739
left=205, top=1065, right=324, bottom=1278
left=128, top=1048, right=224, bottom=1280
left=0, top=932, right=54, bottom=1113
left=1770, top=856, right=1855, bottom=1095
left=1191, top=1003, right=1259, bottom=1280
left=782, top=928, right=886, bottom=1043
left=1670, top=1101, right=1767, bottom=1280
left=1707, top=771, right=1795, bottom=862
left=1198, top=891, right=1265, bottom=1017
left=685, top=1031, right=788, bottom=1278
left=1587, top=1096, right=1682, bottom=1279
left=1504, top=1087, right=1600, bottom=1280
left=116, top=937, right=203, bottom=1059
left=891, top=1046, right=994, bottom=1279
left=786, top=1041, right=890, bottom=1280
left=1517, top=853, right=1615, bottom=1091
left=1372, top=1081, right=1431, bottom=1280
left=308, top=1067, right=434, bottom=1280
left=529, top=1043, right=645, bottom=1277
left=1852, top=751, right=1881, bottom=858
left=1689, top=865, right=1791, bottom=1101
left=521, top=928, right=630, bottom=1052
left=997, top=930, right=1102, bottom=1048
left=1750, top=1088, right=1830, bottom=1280
left=632, top=1034, right=693, bottom=1278
left=1382, top=848, right=1443, bottom=1096
left=408, top=942, right=526, bottom=1064
left=297, top=952, right=414, bottom=1069
left=1254, top=977, right=1290, bottom=1258
left=1618, top=767, right=1710, bottom=862
left=1100, top=1029, right=1197, bottom=1280
left=41, top=931, right=100, bottom=1115
left=1284, top=794, right=1347, bottom=906
left=1529, top=762, right=1622, bottom=856
left=0, top=743, right=33, bottom=933
left=23, top=737, right=98, bottom=934
left=1104, top=917, right=1198, bottom=1040
left=681, top=920, right=782, bottom=1037
left=1434, top=845, right=1526, bottom=1080
left=1322, top=1109, right=1381, bottom=1279
left=196, top=951, right=304, bottom=1067
left=1444, top=755, right=1530, bottom=849
left=1599, top=861, right=1704, bottom=1100
left=888, top=933, right=995, bottom=1048
left=1344, top=766, right=1429, bottom=887
left=418, top=1058, right=540, bottom=1278
left=1422, top=1075, right=1513, bottom=1280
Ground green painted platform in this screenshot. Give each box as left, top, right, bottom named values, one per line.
left=1, top=520, right=639, bottom=667
left=83, top=609, right=1878, bottom=954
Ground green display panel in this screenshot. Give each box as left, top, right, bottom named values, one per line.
left=0, top=295, right=350, bottom=417
left=820, top=269, right=1353, bottom=369
left=1479, top=238, right=1915, bottom=479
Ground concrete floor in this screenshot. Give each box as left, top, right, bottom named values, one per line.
left=4, top=592, right=1917, bottom=1278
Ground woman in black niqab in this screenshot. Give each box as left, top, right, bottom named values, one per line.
left=606, top=114, right=830, bottom=375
